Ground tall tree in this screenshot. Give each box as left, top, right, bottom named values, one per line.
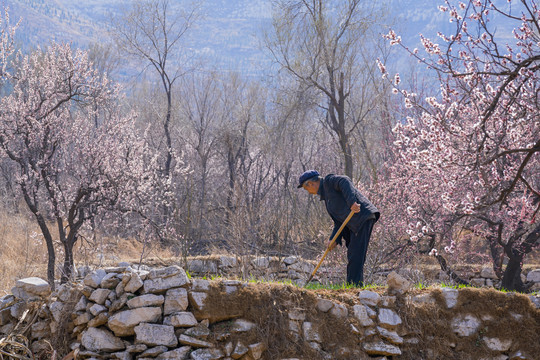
left=265, top=0, right=385, bottom=178
left=112, top=0, right=199, bottom=179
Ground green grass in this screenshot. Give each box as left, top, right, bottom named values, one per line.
left=303, top=282, right=382, bottom=291
left=439, top=282, right=539, bottom=295
left=414, top=282, right=430, bottom=290
left=440, top=282, right=473, bottom=290
left=187, top=274, right=540, bottom=297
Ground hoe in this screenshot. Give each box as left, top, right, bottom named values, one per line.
left=305, top=210, right=355, bottom=287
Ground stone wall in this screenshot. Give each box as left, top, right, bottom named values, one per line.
left=179, top=255, right=540, bottom=291
left=0, top=264, right=539, bottom=359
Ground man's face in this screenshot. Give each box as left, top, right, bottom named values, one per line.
left=302, top=180, right=319, bottom=195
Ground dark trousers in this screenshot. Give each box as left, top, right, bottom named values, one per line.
left=344, top=219, right=375, bottom=287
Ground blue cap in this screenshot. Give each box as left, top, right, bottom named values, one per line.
left=297, top=170, right=320, bottom=188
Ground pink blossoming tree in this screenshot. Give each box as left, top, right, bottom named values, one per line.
left=375, top=0, right=539, bottom=291
left=0, top=40, right=144, bottom=286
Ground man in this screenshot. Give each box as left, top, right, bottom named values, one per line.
left=297, top=170, right=379, bottom=286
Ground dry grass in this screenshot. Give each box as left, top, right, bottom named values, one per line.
left=0, top=212, right=47, bottom=296
left=0, top=212, right=174, bottom=294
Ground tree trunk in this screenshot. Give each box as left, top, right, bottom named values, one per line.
left=36, top=215, right=56, bottom=288
left=501, top=223, right=540, bottom=291
left=487, top=234, right=504, bottom=278
left=22, top=187, right=56, bottom=288
left=62, top=241, right=75, bottom=283
left=61, top=225, right=81, bottom=283
left=164, top=89, right=173, bottom=178
left=501, top=253, right=525, bottom=292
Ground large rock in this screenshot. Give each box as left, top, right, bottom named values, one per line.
left=81, top=327, right=125, bottom=352
left=363, top=341, right=402, bottom=356
left=89, top=303, right=107, bottom=316
left=358, top=290, right=380, bottom=307
left=127, top=294, right=164, bottom=309
left=83, top=269, right=107, bottom=288
left=178, top=334, right=212, bottom=348
left=232, top=319, right=256, bottom=333
left=302, top=322, right=321, bottom=343
left=353, top=305, right=374, bottom=327
left=232, top=341, right=249, bottom=358
left=164, top=288, right=189, bottom=315
left=147, top=265, right=183, bottom=279
left=143, top=267, right=190, bottom=294
left=387, top=271, right=411, bottom=295
left=30, top=321, right=50, bottom=340
left=251, top=257, right=270, bottom=269
left=248, top=342, right=266, bottom=359
left=480, top=267, right=498, bottom=279
left=48, top=301, right=64, bottom=323
left=189, top=292, right=208, bottom=311
left=74, top=296, right=88, bottom=312
left=15, top=277, right=51, bottom=297
left=163, top=312, right=198, bottom=327
left=288, top=260, right=314, bottom=274
left=441, top=288, right=459, bottom=309
left=101, top=273, right=121, bottom=289
left=526, top=269, right=540, bottom=283
left=134, top=323, right=178, bottom=347
left=190, top=348, right=224, bottom=360
left=124, top=272, right=144, bottom=293
left=89, top=288, right=111, bottom=305
left=288, top=309, right=305, bottom=321
left=378, top=308, right=402, bottom=329
left=377, top=326, right=403, bottom=344
left=185, top=324, right=211, bottom=339
left=283, top=256, right=298, bottom=266
left=484, top=337, right=512, bottom=352
left=315, top=299, right=334, bottom=313
left=140, top=345, right=168, bottom=357
left=330, top=303, right=348, bottom=318
left=219, top=255, right=238, bottom=268
left=108, top=307, right=162, bottom=337
left=192, top=279, right=211, bottom=291
left=88, top=312, right=109, bottom=328
left=156, top=346, right=191, bottom=359
left=451, top=314, right=481, bottom=337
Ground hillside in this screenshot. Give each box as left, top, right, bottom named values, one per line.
left=3, top=0, right=469, bottom=78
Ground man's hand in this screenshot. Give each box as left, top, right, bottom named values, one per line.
left=350, top=202, right=361, bottom=213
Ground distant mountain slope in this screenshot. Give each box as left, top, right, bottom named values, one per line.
left=3, top=0, right=519, bottom=79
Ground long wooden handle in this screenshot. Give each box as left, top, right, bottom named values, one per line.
left=305, top=210, right=355, bottom=286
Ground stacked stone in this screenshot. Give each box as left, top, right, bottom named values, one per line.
left=72, top=265, right=269, bottom=359
left=528, top=270, right=540, bottom=292
left=0, top=266, right=538, bottom=359
left=186, top=255, right=319, bottom=285
left=0, top=277, right=53, bottom=354
left=289, top=290, right=405, bottom=359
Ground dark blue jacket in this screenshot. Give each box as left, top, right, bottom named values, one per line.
left=318, top=174, right=380, bottom=245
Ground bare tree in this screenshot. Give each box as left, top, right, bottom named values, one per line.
left=112, top=0, right=200, bottom=178
left=177, top=71, right=223, bottom=245
left=265, top=0, right=386, bottom=178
